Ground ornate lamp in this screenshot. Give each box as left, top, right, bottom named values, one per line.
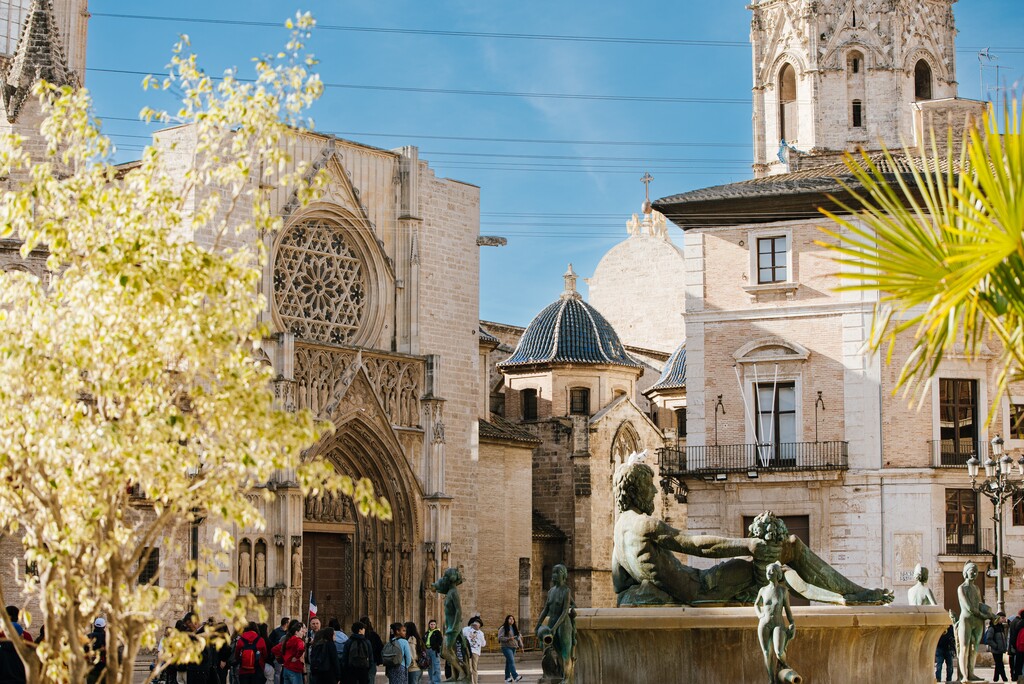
left=967, top=456, right=980, bottom=479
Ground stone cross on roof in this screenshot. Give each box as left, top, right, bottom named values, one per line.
left=641, top=171, right=654, bottom=215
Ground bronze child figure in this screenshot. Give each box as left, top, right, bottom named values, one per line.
left=754, top=562, right=801, bottom=684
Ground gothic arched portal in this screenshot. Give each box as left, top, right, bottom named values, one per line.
left=302, top=414, right=421, bottom=631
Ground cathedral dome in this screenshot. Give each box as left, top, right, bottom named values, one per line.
left=498, top=265, right=640, bottom=371
left=648, top=341, right=686, bottom=392
left=588, top=210, right=686, bottom=353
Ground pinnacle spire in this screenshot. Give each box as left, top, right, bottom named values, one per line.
left=562, top=264, right=581, bottom=300
left=2, top=0, right=75, bottom=123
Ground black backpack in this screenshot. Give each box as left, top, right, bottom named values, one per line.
left=346, top=638, right=372, bottom=670
left=309, top=642, right=330, bottom=674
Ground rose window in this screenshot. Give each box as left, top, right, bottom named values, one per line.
left=274, top=219, right=367, bottom=344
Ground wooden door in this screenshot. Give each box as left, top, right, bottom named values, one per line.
left=302, top=532, right=354, bottom=627
left=944, top=570, right=985, bottom=617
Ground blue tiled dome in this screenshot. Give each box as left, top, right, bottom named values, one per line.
left=499, top=267, right=640, bottom=371
left=649, top=341, right=686, bottom=392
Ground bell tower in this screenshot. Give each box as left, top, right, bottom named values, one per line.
left=0, top=0, right=88, bottom=131
left=749, top=0, right=959, bottom=177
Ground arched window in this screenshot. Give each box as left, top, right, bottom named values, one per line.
left=847, top=51, right=863, bottom=75
left=852, top=100, right=864, bottom=128
left=915, top=59, right=933, bottom=100
left=778, top=64, right=799, bottom=143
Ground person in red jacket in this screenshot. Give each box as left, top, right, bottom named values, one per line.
left=233, top=621, right=268, bottom=684
left=271, top=620, right=307, bottom=684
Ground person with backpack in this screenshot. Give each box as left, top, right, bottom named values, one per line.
left=359, top=617, right=384, bottom=684
left=1010, top=608, right=1024, bottom=680
left=270, top=620, right=306, bottom=684
left=934, top=623, right=955, bottom=683
left=233, top=621, right=268, bottom=684
left=404, top=621, right=426, bottom=684
left=381, top=623, right=412, bottom=684
left=0, top=605, right=35, bottom=684
left=85, top=617, right=107, bottom=684
left=308, top=628, right=341, bottom=684
left=339, top=621, right=373, bottom=684
left=422, top=619, right=442, bottom=684
left=212, top=623, right=232, bottom=684
left=267, top=618, right=288, bottom=684
left=257, top=623, right=275, bottom=684
left=990, top=612, right=1010, bottom=682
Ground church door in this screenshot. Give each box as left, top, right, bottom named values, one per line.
left=302, top=532, right=354, bottom=627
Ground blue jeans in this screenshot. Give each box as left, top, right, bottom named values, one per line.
left=501, top=646, right=519, bottom=680
left=934, top=650, right=953, bottom=681
left=426, top=649, right=441, bottom=684
left=282, top=671, right=304, bottom=684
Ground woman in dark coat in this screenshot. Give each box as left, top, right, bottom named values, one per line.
left=309, top=628, right=342, bottom=684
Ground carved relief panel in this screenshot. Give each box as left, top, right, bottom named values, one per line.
left=294, top=344, right=425, bottom=429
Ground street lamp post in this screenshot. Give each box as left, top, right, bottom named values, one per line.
left=966, top=435, right=1024, bottom=615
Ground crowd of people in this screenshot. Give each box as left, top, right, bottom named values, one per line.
left=935, top=609, right=1024, bottom=683
left=0, top=604, right=529, bottom=684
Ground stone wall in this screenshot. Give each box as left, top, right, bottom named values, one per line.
left=475, top=439, right=534, bottom=630
left=415, top=167, right=483, bottom=610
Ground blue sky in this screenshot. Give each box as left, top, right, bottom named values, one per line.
left=85, top=1, right=1024, bottom=328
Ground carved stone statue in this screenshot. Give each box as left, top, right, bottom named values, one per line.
left=291, top=546, right=302, bottom=588
left=956, top=561, right=996, bottom=682
left=239, top=550, right=251, bottom=588
left=611, top=457, right=894, bottom=606
left=535, top=564, right=576, bottom=684
left=362, top=550, right=375, bottom=591
left=907, top=563, right=937, bottom=606
left=754, top=562, right=800, bottom=684
left=626, top=213, right=641, bottom=237
left=432, top=568, right=471, bottom=682
left=423, top=550, right=437, bottom=597
left=400, top=550, right=411, bottom=592
left=382, top=550, right=394, bottom=591
left=255, top=552, right=266, bottom=589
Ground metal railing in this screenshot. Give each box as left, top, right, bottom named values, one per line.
left=657, top=441, right=849, bottom=477
left=937, top=526, right=993, bottom=555
left=930, top=439, right=987, bottom=468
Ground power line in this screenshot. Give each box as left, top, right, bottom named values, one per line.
left=88, top=12, right=1024, bottom=54
left=90, top=12, right=748, bottom=47
left=97, top=120, right=752, bottom=148
left=100, top=132, right=751, bottom=162
left=87, top=67, right=750, bottom=105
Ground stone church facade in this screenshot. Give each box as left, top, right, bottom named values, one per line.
left=0, top=0, right=531, bottom=632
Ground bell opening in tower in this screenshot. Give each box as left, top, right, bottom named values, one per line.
left=779, top=63, right=799, bottom=143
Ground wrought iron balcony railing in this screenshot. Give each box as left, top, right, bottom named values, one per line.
left=930, top=439, right=987, bottom=468
left=936, top=526, right=993, bottom=556
left=657, top=441, right=849, bottom=478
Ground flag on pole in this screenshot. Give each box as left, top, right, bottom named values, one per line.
left=308, top=591, right=317, bottom=620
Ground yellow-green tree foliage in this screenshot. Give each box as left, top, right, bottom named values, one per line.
left=822, top=102, right=1024, bottom=415
left=0, top=15, right=388, bottom=683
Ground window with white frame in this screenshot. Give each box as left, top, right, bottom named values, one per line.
left=757, top=236, right=789, bottom=284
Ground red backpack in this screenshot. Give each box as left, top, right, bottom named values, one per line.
left=237, top=634, right=260, bottom=675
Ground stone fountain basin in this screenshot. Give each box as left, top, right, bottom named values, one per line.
left=575, top=605, right=949, bottom=683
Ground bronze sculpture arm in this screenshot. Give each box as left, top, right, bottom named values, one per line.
left=781, top=535, right=893, bottom=604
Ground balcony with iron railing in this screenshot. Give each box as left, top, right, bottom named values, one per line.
left=657, top=441, right=849, bottom=479
left=930, top=439, right=988, bottom=468
left=936, top=526, right=993, bottom=556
